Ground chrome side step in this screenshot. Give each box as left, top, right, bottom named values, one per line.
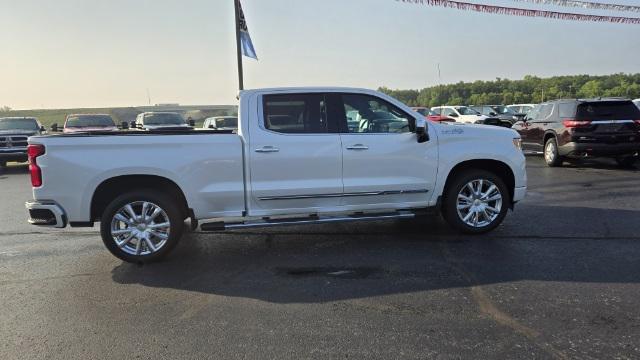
left=199, top=211, right=415, bottom=232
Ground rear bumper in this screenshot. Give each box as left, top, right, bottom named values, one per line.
left=25, top=201, right=67, bottom=228
left=559, top=142, right=640, bottom=157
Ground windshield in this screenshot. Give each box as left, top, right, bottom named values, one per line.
left=456, top=107, right=480, bottom=115
left=215, top=117, right=238, bottom=128
left=66, top=115, right=115, bottom=128
left=491, top=106, right=516, bottom=115
left=144, top=113, right=185, bottom=125
left=0, top=118, right=39, bottom=131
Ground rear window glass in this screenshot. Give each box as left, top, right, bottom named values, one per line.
left=66, top=115, right=115, bottom=128
left=576, top=101, right=640, bottom=120
left=0, top=118, right=39, bottom=130
left=143, top=113, right=185, bottom=125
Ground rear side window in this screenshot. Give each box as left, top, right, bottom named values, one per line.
left=558, top=103, right=577, bottom=118
left=263, top=94, right=327, bottom=134
left=576, top=101, right=640, bottom=120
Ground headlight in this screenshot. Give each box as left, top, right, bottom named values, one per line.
left=513, top=138, right=522, bottom=150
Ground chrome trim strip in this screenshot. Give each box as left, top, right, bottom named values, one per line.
left=258, top=189, right=429, bottom=201
left=590, top=120, right=635, bottom=124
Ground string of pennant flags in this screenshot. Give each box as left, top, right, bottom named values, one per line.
left=509, top=0, right=640, bottom=13
left=396, top=0, right=640, bottom=24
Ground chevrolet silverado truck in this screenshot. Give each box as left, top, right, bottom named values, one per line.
left=0, top=117, right=46, bottom=168
left=25, top=88, right=527, bottom=263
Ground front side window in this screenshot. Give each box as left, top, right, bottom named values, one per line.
left=341, top=94, right=413, bottom=134
left=263, top=94, right=327, bottom=134
left=537, top=104, right=554, bottom=121
left=526, top=105, right=542, bottom=121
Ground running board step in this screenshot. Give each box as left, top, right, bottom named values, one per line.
left=199, top=211, right=415, bottom=231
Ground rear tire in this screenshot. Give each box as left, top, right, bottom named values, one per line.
left=100, top=190, right=184, bottom=263
left=544, top=138, right=562, bottom=167
left=615, top=155, right=638, bottom=168
left=442, top=169, right=510, bottom=234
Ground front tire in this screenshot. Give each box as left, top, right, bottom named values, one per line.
left=100, top=190, right=184, bottom=263
left=544, top=138, right=562, bottom=167
left=442, top=169, right=510, bottom=234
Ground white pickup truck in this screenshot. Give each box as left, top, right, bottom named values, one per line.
left=26, top=87, right=527, bottom=263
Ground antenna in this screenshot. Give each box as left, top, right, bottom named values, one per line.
left=146, top=88, right=152, bottom=105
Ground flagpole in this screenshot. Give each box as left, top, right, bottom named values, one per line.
left=234, top=0, right=244, bottom=91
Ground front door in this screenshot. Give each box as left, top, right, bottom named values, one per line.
left=335, top=93, right=438, bottom=209
left=248, top=93, right=343, bottom=215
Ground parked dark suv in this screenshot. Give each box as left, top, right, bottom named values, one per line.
left=512, top=98, right=640, bottom=167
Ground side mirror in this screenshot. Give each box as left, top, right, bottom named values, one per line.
left=130, top=121, right=137, bottom=129
left=51, top=123, right=59, bottom=132
left=40, top=126, right=46, bottom=132
left=121, top=121, right=129, bottom=130
left=448, top=113, right=459, bottom=118
left=489, top=112, right=497, bottom=116
left=208, top=124, right=215, bottom=129
left=416, top=118, right=429, bottom=143
left=188, top=119, right=196, bottom=127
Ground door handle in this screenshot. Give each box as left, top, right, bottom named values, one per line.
left=346, top=144, right=369, bottom=150
left=255, top=146, right=280, bottom=153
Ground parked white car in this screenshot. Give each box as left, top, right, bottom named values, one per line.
left=203, top=116, right=238, bottom=130
left=26, top=87, right=527, bottom=263
left=134, top=112, right=190, bottom=130
left=507, top=104, right=536, bottom=115
left=431, top=106, right=490, bottom=124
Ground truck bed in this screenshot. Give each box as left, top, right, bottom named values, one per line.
left=29, top=131, right=246, bottom=223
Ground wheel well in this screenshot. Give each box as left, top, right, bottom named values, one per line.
left=444, top=160, right=515, bottom=204
left=544, top=132, right=556, bottom=145
left=91, top=175, right=190, bottom=221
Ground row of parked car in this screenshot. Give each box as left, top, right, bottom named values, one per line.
left=0, top=112, right=238, bottom=168
left=412, top=98, right=640, bottom=168
left=412, top=104, right=536, bottom=128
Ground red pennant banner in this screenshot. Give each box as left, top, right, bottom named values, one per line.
left=397, top=0, right=640, bottom=24
left=510, top=0, right=640, bottom=13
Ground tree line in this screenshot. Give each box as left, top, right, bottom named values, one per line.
left=378, top=73, right=640, bottom=107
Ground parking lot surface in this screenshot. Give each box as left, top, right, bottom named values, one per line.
left=1, top=157, right=639, bottom=359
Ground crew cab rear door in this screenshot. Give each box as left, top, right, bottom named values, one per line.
left=335, top=93, right=438, bottom=209
left=248, top=93, right=343, bottom=214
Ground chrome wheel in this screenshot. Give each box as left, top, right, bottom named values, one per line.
left=110, top=201, right=171, bottom=256
left=545, top=141, right=556, bottom=164
left=456, top=179, right=503, bottom=228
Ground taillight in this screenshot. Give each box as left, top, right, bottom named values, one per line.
left=634, top=120, right=640, bottom=125
left=563, top=119, right=592, bottom=128
left=28, top=144, right=45, bottom=187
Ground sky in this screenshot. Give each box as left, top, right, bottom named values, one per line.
left=1, top=0, right=639, bottom=109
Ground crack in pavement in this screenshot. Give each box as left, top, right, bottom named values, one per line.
left=439, top=242, right=569, bottom=360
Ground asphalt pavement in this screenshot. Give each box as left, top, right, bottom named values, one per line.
left=1, top=157, right=639, bottom=359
